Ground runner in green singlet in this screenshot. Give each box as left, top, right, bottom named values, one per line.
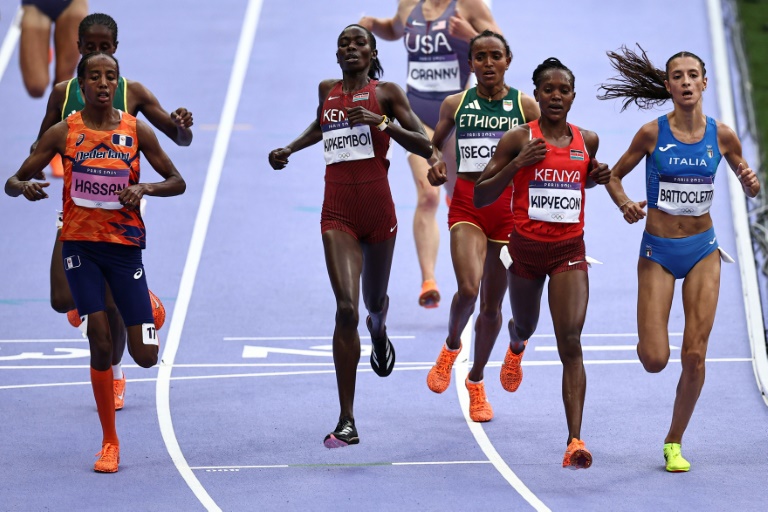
left=424, top=30, right=539, bottom=422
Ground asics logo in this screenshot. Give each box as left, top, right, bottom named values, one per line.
left=133, top=268, right=143, bottom=279
left=390, top=223, right=398, bottom=233
left=658, top=144, right=677, bottom=152
left=568, top=260, right=585, bottom=266
left=709, top=237, right=717, bottom=245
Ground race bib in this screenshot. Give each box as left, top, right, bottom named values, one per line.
left=657, top=175, right=714, bottom=216
left=70, top=163, right=130, bottom=209
left=407, top=54, right=461, bottom=93
left=457, top=131, right=502, bottom=173
left=528, top=181, right=582, bottom=223
left=322, top=121, right=374, bottom=165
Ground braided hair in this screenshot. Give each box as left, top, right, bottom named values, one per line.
left=78, top=13, right=118, bottom=43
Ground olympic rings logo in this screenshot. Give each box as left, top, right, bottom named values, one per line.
left=338, top=152, right=351, bottom=160
left=679, top=207, right=695, bottom=214
left=475, top=162, right=487, bottom=170
left=550, top=213, right=565, bottom=221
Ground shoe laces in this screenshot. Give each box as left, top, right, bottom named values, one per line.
left=566, top=439, right=585, bottom=455
left=466, top=381, right=487, bottom=403
left=95, top=443, right=119, bottom=462
left=434, top=347, right=457, bottom=373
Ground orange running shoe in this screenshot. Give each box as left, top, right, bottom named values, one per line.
left=114, top=373, right=126, bottom=411
left=500, top=341, right=527, bottom=392
left=419, top=279, right=440, bottom=308
left=49, top=154, right=64, bottom=178
left=563, top=438, right=592, bottom=470
left=426, top=343, right=461, bottom=393
left=465, top=377, right=493, bottom=422
left=94, top=443, right=120, bottom=473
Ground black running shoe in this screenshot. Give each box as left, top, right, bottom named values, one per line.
left=323, top=417, right=359, bottom=449
left=367, top=316, right=395, bottom=377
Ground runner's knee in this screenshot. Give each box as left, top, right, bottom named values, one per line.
left=335, top=301, right=358, bottom=329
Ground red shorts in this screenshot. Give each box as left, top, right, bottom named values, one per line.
left=508, top=229, right=588, bottom=279
left=448, top=177, right=513, bottom=243
left=321, top=176, right=397, bottom=244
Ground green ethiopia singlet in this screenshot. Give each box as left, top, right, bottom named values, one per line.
left=61, top=76, right=128, bottom=120
left=454, top=86, right=526, bottom=173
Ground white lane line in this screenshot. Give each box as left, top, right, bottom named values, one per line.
left=155, top=2, right=264, bottom=511
left=454, top=316, right=550, bottom=512
left=0, top=332, right=683, bottom=343
left=0, top=7, right=21, bottom=84
left=1, top=357, right=753, bottom=372
left=706, top=0, right=768, bottom=406
left=224, top=335, right=415, bottom=341
left=0, top=339, right=87, bottom=343
left=0, top=358, right=753, bottom=390
left=190, top=460, right=492, bottom=470
left=534, top=345, right=679, bottom=352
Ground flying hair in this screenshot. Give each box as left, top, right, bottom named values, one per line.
left=597, top=44, right=707, bottom=111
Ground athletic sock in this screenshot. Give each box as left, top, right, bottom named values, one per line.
left=91, top=368, right=119, bottom=446
left=112, top=363, right=123, bottom=380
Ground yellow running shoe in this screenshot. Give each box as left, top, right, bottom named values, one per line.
left=94, top=443, right=120, bottom=473
left=500, top=342, right=527, bottom=392
left=663, top=443, right=690, bottom=472
left=465, top=378, right=493, bottom=422
left=426, top=343, right=461, bottom=393
left=114, top=373, right=126, bottom=411
left=419, top=279, right=440, bottom=309
left=563, top=438, right=592, bottom=469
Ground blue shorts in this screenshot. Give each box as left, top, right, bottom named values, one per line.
left=61, top=241, right=154, bottom=327
left=22, top=0, right=73, bottom=20
left=640, top=227, right=719, bottom=279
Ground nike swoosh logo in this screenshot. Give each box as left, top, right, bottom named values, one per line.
left=709, top=237, right=716, bottom=245
left=390, top=224, right=398, bottom=232
left=568, top=260, right=585, bottom=266
left=327, top=95, right=340, bottom=100
left=116, top=394, right=124, bottom=400
left=658, top=144, right=677, bottom=152
left=411, top=20, right=425, bottom=26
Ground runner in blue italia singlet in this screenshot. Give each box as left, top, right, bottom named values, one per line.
left=359, top=0, right=502, bottom=309
left=600, top=47, right=760, bottom=473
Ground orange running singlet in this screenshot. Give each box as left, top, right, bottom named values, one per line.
left=60, top=111, right=145, bottom=248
